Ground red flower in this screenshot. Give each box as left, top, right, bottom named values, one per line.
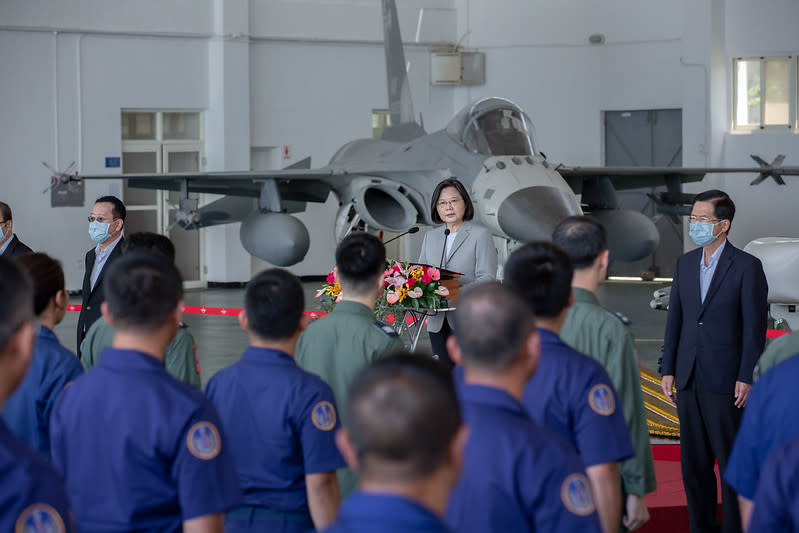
left=326, top=271, right=336, bottom=284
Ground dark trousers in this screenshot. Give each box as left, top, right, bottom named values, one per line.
left=676, top=383, right=743, bottom=533
left=226, top=506, right=314, bottom=533
left=428, top=319, right=454, bottom=370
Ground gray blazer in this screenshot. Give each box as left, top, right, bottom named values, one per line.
left=418, top=220, right=498, bottom=332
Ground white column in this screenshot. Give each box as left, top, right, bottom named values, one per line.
left=204, top=0, right=253, bottom=283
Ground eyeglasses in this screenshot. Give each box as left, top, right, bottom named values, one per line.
left=436, top=199, right=463, bottom=208
left=688, top=215, right=721, bottom=224
left=88, top=216, right=118, bottom=223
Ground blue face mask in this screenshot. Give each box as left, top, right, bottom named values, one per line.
left=689, top=221, right=721, bottom=247
left=0, top=223, right=6, bottom=241
left=88, top=220, right=111, bottom=244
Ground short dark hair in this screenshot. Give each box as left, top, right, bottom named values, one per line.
left=453, top=282, right=536, bottom=371
left=95, top=195, right=126, bottom=222
left=504, top=242, right=574, bottom=319
left=430, top=178, right=475, bottom=224
left=0, top=201, right=11, bottom=222
left=347, top=351, right=461, bottom=480
left=552, top=216, right=607, bottom=270
left=121, top=232, right=176, bottom=263
left=245, top=269, right=305, bottom=340
left=0, top=257, right=34, bottom=351
left=335, top=233, right=386, bottom=294
left=16, top=253, right=65, bottom=316
left=693, top=189, right=735, bottom=231
left=105, top=253, right=183, bottom=332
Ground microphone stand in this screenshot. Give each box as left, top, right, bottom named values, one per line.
left=383, top=226, right=419, bottom=246
left=438, top=228, right=451, bottom=308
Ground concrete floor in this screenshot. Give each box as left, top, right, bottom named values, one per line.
left=56, top=279, right=671, bottom=387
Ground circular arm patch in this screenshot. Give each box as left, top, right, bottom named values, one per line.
left=311, top=401, right=337, bottom=431
left=588, top=384, right=616, bottom=416
left=561, top=473, right=596, bottom=516
left=15, top=503, right=66, bottom=533
left=186, top=421, right=221, bottom=460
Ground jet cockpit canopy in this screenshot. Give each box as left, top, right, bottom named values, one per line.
left=446, top=97, right=538, bottom=157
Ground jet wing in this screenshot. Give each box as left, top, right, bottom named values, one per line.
left=560, top=166, right=752, bottom=191
left=80, top=168, right=343, bottom=203
left=558, top=156, right=799, bottom=192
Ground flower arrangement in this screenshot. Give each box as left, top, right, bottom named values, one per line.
left=316, top=260, right=450, bottom=316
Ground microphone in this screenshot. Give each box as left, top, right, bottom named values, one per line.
left=439, top=228, right=451, bottom=269
left=383, top=226, right=419, bottom=245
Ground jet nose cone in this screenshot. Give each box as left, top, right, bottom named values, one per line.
left=498, top=186, right=582, bottom=242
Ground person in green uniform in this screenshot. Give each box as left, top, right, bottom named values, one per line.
left=755, top=330, right=799, bottom=379
left=80, top=232, right=201, bottom=388
left=553, top=216, right=656, bottom=532
left=296, top=232, right=404, bottom=497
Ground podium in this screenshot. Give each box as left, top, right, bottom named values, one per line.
left=438, top=267, right=462, bottom=307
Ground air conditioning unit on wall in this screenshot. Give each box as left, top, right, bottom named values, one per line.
left=431, top=50, right=485, bottom=86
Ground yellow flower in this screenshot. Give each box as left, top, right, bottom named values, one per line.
left=328, top=283, right=341, bottom=296
left=410, top=267, right=424, bottom=280
left=397, top=287, right=409, bottom=302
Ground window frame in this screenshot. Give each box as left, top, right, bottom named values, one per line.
left=732, top=55, right=796, bottom=132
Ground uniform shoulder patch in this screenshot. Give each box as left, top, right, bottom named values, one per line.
left=605, top=309, right=631, bottom=326
left=186, top=421, right=221, bottom=460
left=15, top=503, right=66, bottom=533
left=374, top=321, right=399, bottom=337
left=588, top=383, right=616, bottom=416
left=561, top=473, right=596, bottom=516
left=311, top=401, right=337, bottom=431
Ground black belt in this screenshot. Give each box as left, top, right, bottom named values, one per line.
left=226, top=505, right=312, bottom=523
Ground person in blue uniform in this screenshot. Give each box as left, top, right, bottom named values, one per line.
left=445, top=282, right=602, bottom=533
left=49, top=253, right=241, bottom=533
left=746, top=437, right=799, bottom=532
left=3, top=253, right=83, bottom=458
left=554, top=216, right=656, bottom=532
left=504, top=242, right=633, bottom=533
left=724, top=353, right=799, bottom=529
left=325, top=352, right=466, bottom=533
left=205, top=268, right=345, bottom=532
left=0, top=257, right=74, bottom=532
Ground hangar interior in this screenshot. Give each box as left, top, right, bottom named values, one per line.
left=2, top=0, right=799, bottom=289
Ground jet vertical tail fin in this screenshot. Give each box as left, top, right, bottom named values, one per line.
left=381, top=0, right=426, bottom=140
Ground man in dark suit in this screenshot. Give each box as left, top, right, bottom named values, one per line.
left=660, top=190, right=768, bottom=533
left=77, top=196, right=125, bottom=358
left=0, top=202, right=33, bottom=258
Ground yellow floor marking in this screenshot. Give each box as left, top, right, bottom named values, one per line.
left=641, top=383, right=674, bottom=404
left=643, top=402, right=680, bottom=424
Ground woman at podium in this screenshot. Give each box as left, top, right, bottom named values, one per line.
left=419, top=178, right=498, bottom=368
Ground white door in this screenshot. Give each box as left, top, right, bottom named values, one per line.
left=122, top=147, right=163, bottom=237
left=163, top=144, right=204, bottom=287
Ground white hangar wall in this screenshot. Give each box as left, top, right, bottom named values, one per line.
left=715, top=0, right=799, bottom=249
left=0, top=0, right=798, bottom=287
left=0, top=0, right=456, bottom=287
left=0, top=29, right=210, bottom=289
left=454, top=0, right=799, bottom=251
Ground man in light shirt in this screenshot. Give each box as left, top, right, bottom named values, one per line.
left=77, top=195, right=125, bottom=358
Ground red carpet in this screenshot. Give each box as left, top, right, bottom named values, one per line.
left=640, top=445, right=722, bottom=533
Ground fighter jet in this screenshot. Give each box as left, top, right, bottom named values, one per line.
left=79, top=0, right=799, bottom=267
